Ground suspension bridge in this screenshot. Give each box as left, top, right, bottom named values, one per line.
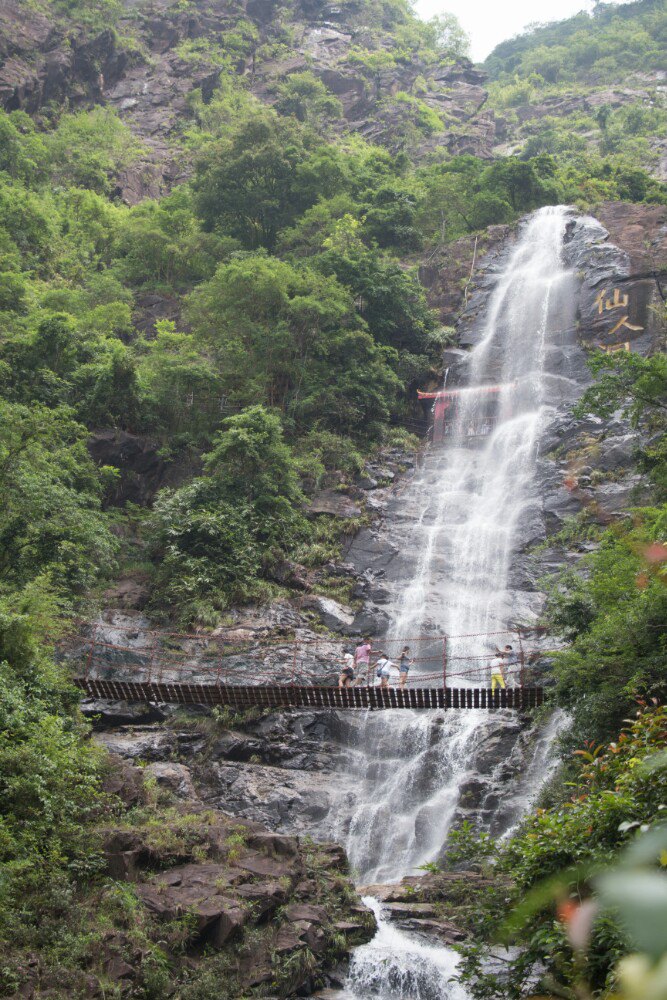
left=67, top=623, right=548, bottom=711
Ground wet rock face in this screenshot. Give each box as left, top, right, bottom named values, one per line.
left=93, top=706, right=353, bottom=836
left=563, top=205, right=667, bottom=356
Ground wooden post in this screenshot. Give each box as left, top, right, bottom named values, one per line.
left=291, top=641, right=298, bottom=687
left=84, top=625, right=97, bottom=680
left=442, top=635, right=448, bottom=692
left=517, top=629, right=525, bottom=690
left=147, top=630, right=158, bottom=685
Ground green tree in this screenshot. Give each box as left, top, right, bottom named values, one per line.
left=362, top=184, right=423, bottom=251
left=45, top=108, right=140, bottom=195
left=0, top=589, right=104, bottom=948
left=469, top=191, right=514, bottom=229
left=317, top=214, right=435, bottom=351
left=186, top=252, right=399, bottom=437
left=274, top=71, right=343, bottom=128
left=423, top=13, right=471, bottom=60
left=545, top=507, right=667, bottom=747
left=148, top=407, right=310, bottom=624
left=205, top=406, right=302, bottom=503
left=0, top=179, right=56, bottom=275
left=74, top=340, right=143, bottom=430
left=194, top=111, right=332, bottom=249
left=0, top=401, right=116, bottom=593
left=148, top=480, right=263, bottom=625
left=114, top=188, right=233, bottom=289
left=137, top=321, right=223, bottom=446
left=0, top=110, right=47, bottom=183
left=482, top=157, right=560, bottom=212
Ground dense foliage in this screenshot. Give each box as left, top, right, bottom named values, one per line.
left=545, top=506, right=667, bottom=748
left=484, top=0, right=667, bottom=173
left=148, top=406, right=311, bottom=623
left=485, top=0, right=666, bottom=84
left=452, top=707, right=667, bottom=1000
left=0, top=595, right=104, bottom=959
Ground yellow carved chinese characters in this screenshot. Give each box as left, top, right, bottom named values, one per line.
left=594, top=286, right=643, bottom=343
left=594, top=287, right=629, bottom=313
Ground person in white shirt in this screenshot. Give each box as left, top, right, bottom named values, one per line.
left=375, top=653, right=393, bottom=689
left=339, top=651, right=355, bottom=688
left=494, top=644, right=519, bottom=686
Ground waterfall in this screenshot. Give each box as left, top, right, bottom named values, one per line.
left=326, top=207, right=578, bottom=1000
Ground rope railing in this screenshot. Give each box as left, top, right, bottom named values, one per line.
left=64, top=624, right=553, bottom=692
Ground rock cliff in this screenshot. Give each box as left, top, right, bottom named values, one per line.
left=0, top=0, right=496, bottom=202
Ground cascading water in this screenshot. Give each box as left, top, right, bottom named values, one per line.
left=325, top=207, right=579, bottom=999
left=332, top=898, right=469, bottom=1000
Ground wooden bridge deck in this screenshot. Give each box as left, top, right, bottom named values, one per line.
left=75, top=678, right=544, bottom=711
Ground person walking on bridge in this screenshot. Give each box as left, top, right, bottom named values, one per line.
left=489, top=651, right=506, bottom=692
left=375, top=652, right=393, bottom=689
left=494, top=644, right=519, bottom=686
left=355, top=637, right=372, bottom=684
left=398, top=646, right=412, bottom=689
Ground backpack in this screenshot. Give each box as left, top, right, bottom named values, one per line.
left=376, top=661, right=384, bottom=678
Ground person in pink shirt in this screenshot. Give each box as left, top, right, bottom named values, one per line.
left=354, top=637, right=372, bottom=683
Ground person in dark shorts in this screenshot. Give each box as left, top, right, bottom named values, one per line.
left=398, top=646, right=412, bottom=689
left=339, top=650, right=356, bottom=689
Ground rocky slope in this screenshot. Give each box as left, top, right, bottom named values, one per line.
left=0, top=0, right=495, bottom=202
left=16, top=749, right=375, bottom=998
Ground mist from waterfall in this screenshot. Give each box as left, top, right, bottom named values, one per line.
left=330, top=207, right=577, bottom=1000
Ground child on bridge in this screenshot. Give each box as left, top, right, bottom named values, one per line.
left=398, top=646, right=412, bottom=688
left=338, top=651, right=356, bottom=689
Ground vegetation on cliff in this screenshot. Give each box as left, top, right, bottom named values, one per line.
left=484, top=0, right=667, bottom=172
left=0, top=64, right=663, bottom=613
left=448, top=705, right=667, bottom=1000
left=545, top=350, right=667, bottom=748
